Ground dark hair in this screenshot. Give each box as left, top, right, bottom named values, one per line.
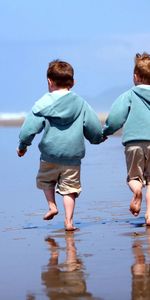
left=47, top=59, right=74, bottom=88
left=134, top=52, right=150, bottom=84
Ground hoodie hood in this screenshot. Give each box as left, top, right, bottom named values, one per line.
left=132, top=85, right=150, bottom=109
left=32, top=92, right=84, bottom=125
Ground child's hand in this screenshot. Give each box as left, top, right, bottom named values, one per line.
left=16, top=148, right=27, bottom=157
left=101, top=135, right=108, bottom=142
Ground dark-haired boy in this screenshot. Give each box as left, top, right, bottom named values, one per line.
left=17, top=59, right=103, bottom=230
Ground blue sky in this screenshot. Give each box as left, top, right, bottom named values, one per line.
left=0, top=0, right=150, bottom=111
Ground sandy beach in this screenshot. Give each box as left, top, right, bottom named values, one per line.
left=0, top=127, right=149, bottom=300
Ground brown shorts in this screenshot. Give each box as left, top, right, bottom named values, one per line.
left=36, top=161, right=81, bottom=197
left=125, top=141, right=150, bottom=186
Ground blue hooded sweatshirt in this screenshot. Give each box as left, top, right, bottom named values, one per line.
left=18, top=91, right=103, bottom=165
left=103, top=85, right=150, bottom=145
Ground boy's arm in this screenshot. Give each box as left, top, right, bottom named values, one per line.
left=83, top=102, right=103, bottom=144
left=17, top=111, right=45, bottom=156
left=103, top=91, right=131, bottom=137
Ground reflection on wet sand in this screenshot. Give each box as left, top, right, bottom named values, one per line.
left=131, top=227, right=150, bottom=300
left=41, top=232, right=101, bottom=300
left=26, top=294, right=36, bottom=300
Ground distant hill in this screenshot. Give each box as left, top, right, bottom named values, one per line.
left=86, top=85, right=131, bottom=112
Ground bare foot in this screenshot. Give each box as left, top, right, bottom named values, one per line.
left=64, top=220, right=77, bottom=231
left=145, top=214, right=150, bottom=226
left=129, top=193, right=142, bottom=216
left=43, top=209, right=58, bottom=220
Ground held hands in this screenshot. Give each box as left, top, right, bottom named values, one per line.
left=101, top=135, right=108, bottom=143
left=16, top=148, right=27, bottom=157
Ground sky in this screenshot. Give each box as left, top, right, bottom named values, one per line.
left=0, top=0, right=150, bottom=112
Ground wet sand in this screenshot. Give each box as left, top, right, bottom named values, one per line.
left=0, top=127, right=149, bottom=300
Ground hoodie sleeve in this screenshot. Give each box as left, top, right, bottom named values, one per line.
left=83, top=102, right=103, bottom=144
left=103, top=90, right=131, bottom=136
left=18, top=111, right=45, bottom=150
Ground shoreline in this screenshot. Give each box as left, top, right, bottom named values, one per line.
left=0, top=112, right=107, bottom=127
left=0, top=112, right=122, bottom=136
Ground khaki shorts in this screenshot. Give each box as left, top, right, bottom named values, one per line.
left=125, top=141, right=150, bottom=186
left=36, top=161, right=81, bottom=197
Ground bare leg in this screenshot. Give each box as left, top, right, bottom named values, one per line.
left=128, top=179, right=143, bottom=216
left=63, top=193, right=77, bottom=231
left=43, top=189, right=58, bottom=220
left=145, top=185, right=150, bottom=225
